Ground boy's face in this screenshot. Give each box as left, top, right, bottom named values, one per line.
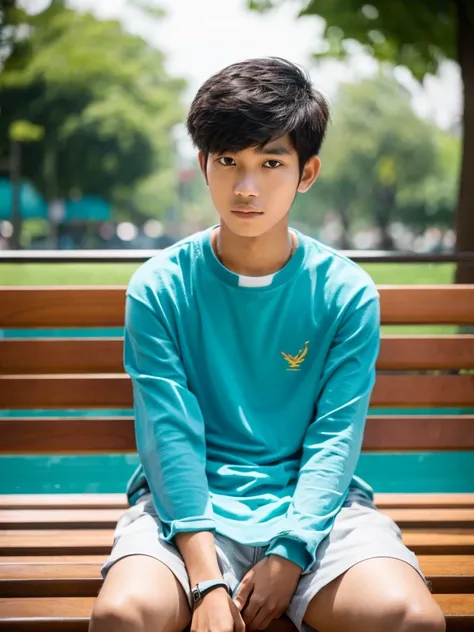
left=198, top=133, right=320, bottom=238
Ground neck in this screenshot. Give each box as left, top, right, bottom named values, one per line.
left=212, top=219, right=295, bottom=277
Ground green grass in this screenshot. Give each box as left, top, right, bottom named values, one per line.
left=0, top=262, right=455, bottom=286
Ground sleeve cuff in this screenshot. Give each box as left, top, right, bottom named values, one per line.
left=265, top=536, right=313, bottom=573
left=161, top=517, right=216, bottom=542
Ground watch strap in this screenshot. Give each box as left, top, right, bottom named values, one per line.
left=191, top=579, right=229, bottom=606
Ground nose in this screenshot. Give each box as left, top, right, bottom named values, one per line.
left=234, top=172, right=259, bottom=199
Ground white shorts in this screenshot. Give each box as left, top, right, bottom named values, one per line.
left=101, top=487, right=430, bottom=632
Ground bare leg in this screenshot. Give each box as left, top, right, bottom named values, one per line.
left=89, top=554, right=192, bottom=632
left=303, top=557, right=445, bottom=632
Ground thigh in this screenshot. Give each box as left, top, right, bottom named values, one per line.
left=304, top=557, right=444, bottom=632
left=91, top=554, right=191, bottom=632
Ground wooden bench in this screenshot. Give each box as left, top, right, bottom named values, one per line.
left=0, top=284, right=473, bottom=631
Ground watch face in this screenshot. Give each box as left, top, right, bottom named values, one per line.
left=192, top=588, right=200, bottom=603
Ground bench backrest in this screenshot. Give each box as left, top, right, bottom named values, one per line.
left=0, top=285, right=473, bottom=455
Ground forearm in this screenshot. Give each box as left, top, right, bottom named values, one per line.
left=125, top=294, right=215, bottom=539
left=175, top=531, right=223, bottom=586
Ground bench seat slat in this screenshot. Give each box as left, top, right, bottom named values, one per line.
left=2, top=575, right=473, bottom=599
left=1, top=493, right=473, bottom=510
left=1, top=556, right=472, bottom=579
left=1, top=374, right=473, bottom=409
left=1, top=508, right=473, bottom=530
left=0, top=596, right=472, bottom=630
left=2, top=529, right=474, bottom=555
left=2, top=335, right=473, bottom=374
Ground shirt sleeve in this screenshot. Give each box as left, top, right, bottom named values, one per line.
left=124, top=290, right=215, bottom=541
left=265, top=289, right=380, bottom=573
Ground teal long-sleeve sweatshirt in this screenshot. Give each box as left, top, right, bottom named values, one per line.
left=124, top=225, right=380, bottom=574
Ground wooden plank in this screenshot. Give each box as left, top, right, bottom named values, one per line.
left=0, top=556, right=105, bottom=564
left=1, top=529, right=473, bottom=556
left=1, top=414, right=473, bottom=454
left=0, top=375, right=132, bottom=409
left=0, top=417, right=136, bottom=454
left=1, top=373, right=473, bottom=410
left=4, top=556, right=464, bottom=580
left=372, top=375, right=474, bottom=408
left=1, top=493, right=473, bottom=511
left=2, top=335, right=473, bottom=375
left=5, top=556, right=469, bottom=580
left=0, top=578, right=101, bottom=598
left=0, top=287, right=126, bottom=329
left=363, top=415, right=474, bottom=451
left=377, top=285, right=474, bottom=325
left=0, top=596, right=472, bottom=630
left=1, top=286, right=473, bottom=329
left=1, top=559, right=473, bottom=597
left=375, top=494, right=474, bottom=509
left=0, top=339, right=123, bottom=375
left=377, top=335, right=474, bottom=371
left=0, top=530, right=113, bottom=555
left=0, top=496, right=128, bottom=510
left=1, top=508, right=473, bottom=530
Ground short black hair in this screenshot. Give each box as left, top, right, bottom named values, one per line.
left=186, top=57, right=330, bottom=172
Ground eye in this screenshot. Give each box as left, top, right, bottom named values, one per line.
left=264, top=160, right=282, bottom=169
left=218, top=157, right=236, bottom=166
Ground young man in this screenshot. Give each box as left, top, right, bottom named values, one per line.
left=90, top=58, right=445, bottom=632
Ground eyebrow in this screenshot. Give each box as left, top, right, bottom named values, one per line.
left=254, top=145, right=293, bottom=156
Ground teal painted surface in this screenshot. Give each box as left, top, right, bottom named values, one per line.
left=0, top=452, right=473, bottom=494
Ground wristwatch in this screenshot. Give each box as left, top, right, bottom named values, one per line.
left=191, top=579, right=230, bottom=607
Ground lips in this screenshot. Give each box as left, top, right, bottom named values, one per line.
left=231, top=207, right=262, bottom=214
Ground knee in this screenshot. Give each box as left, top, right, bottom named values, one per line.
left=402, top=602, right=446, bottom=632
left=89, top=595, right=145, bottom=632
left=382, top=595, right=446, bottom=632
left=90, top=593, right=173, bottom=632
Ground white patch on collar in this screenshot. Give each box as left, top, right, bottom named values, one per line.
left=238, top=274, right=275, bottom=287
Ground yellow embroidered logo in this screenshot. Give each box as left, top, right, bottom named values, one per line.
left=281, top=341, right=309, bottom=371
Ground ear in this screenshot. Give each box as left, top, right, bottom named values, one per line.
left=198, top=151, right=209, bottom=185
left=297, top=156, right=321, bottom=193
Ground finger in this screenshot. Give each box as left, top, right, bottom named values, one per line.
left=231, top=603, right=246, bottom=632
left=233, top=575, right=254, bottom=611
left=242, top=594, right=263, bottom=629
left=249, top=608, right=273, bottom=631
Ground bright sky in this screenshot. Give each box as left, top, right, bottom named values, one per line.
left=23, top=0, right=463, bottom=151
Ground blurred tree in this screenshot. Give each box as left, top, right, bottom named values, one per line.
left=248, top=0, right=474, bottom=280
left=395, top=128, right=460, bottom=234
left=0, top=0, right=185, bottom=244
left=292, top=75, right=449, bottom=248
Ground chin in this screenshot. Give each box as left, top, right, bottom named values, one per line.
left=221, top=215, right=269, bottom=238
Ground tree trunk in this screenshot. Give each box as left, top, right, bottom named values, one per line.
left=10, top=140, right=21, bottom=249
left=455, top=0, right=474, bottom=282
left=374, top=185, right=396, bottom=250
left=338, top=206, right=352, bottom=249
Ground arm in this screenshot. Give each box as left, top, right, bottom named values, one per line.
left=265, top=290, right=381, bottom=573
left=126, top=292, right=245, bottom=632
left=124, top=291, right=215, bottom=542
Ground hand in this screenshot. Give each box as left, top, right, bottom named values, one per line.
left=191, top=586, right=245, bottom=632
left=233, top=555, right=302, bottom=630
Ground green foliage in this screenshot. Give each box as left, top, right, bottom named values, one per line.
left=9, top=120, right=44, bottom=142
left=0, top=1, right=185, bottom=220
left=248, top=0, right=464, bottom=80
left=291, top=73, right=459, bottom=240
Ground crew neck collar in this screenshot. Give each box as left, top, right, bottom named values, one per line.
left=199, top=225, right=306, bottom=291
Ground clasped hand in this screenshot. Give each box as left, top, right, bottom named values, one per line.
left=233, top=554, right=302, bottom=630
